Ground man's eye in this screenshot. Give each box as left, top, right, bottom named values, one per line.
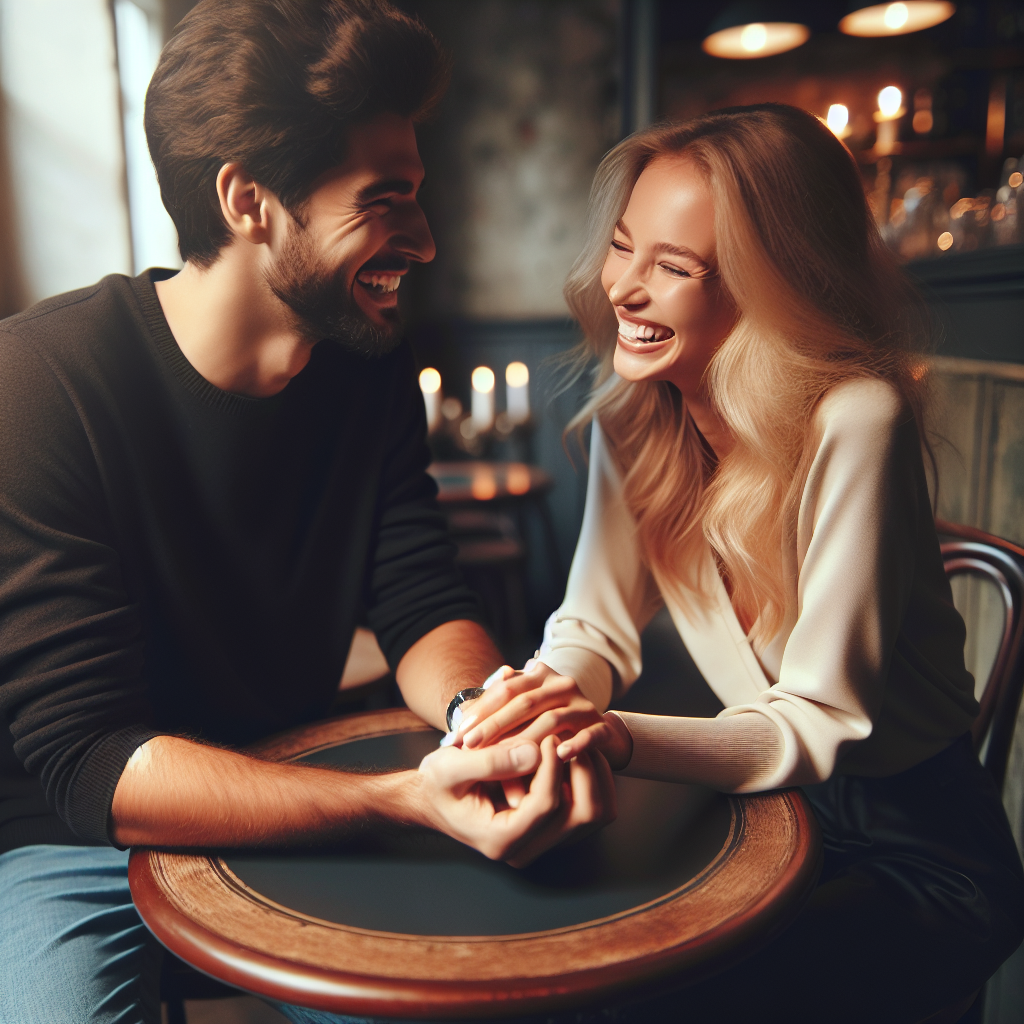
left=366, top=199, right=393, bottom=214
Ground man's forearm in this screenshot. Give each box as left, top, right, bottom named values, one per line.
left=395, top=619, right=503, bottom=730
left=110, top=734, right=426, bottom=848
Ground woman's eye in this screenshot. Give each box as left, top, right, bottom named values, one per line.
left=610, top=240, right=631, bottom=254
left=660, top=263, right=691, bottom=278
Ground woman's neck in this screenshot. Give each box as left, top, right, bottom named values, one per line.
left=684, top=392, right=734, bottom=460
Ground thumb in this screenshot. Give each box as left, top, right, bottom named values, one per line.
left=421, top=742, right=541, bottom=787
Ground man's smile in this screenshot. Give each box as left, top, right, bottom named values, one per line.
left=356, top=271, right=402, bottom=294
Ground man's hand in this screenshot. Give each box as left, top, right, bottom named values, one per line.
left=417, top=735, right=617, bottom=868
left=453, top=662, right=633, bottom=771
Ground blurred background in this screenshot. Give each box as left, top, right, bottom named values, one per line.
left=0, top=0, right=1020, bottom=657
left=0, top=4, right=1019, bottom=1021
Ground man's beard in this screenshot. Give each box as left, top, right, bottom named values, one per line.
left=264, top=222, right=404, bottom=358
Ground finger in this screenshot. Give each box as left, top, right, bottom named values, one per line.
left=556, top=724, right=601, bottom=761
left=482, top=664, right=517, bottom=690
left=505, top=751, right=618, bottom=867
left=463, top=679, right=580, bottom=749
left=501, top=774, right=528, bottom=809
left=419, top=741, right=541, bottom=788
left=449, top=672, right=545, bottom=745
left=513, top=707, right=605, bottom=748
left=497, top=737, right=572, bottom=865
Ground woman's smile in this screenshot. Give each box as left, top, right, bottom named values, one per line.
left=602, top=155, right=735, bottom=398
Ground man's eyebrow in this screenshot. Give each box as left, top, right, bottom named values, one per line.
left=355, top=178, right=417, bottom=203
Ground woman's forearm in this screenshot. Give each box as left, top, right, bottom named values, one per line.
left=612, top=711, right=784, bottom=792
left=110, top=734, right=424, bottom=848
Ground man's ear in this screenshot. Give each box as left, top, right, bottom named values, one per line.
left=216, top=162, right=274, bottom=245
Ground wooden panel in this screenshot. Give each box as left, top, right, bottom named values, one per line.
left=987, top=381, right=1024, bottom=548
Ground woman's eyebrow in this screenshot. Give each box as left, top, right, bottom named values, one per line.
left=652, top=241, right=709, bottom=266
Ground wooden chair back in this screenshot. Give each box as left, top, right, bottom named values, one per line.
left=936, top=519, right=1024, bottom=791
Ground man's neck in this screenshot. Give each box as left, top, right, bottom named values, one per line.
left=154, top=249, right=314, bottom=398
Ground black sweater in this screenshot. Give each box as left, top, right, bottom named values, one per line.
left=0, top=271, right=480, bottom=852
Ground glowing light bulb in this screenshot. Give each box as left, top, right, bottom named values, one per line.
left=827, top=104, right=849, bottom=136
left=884, top=3, right=909, bottom=29
left=878, top=86, right=903, bottom=119
left=740, top=23, right=768, bottom=52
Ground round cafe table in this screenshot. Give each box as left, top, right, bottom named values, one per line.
left=129, top=709, right=821, bottom=1020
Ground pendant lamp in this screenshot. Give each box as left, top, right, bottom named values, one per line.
left=839, top=2, right=955, bottom=37
left=702, top=4, right=810, bottom=59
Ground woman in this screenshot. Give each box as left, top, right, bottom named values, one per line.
left=450, top=105, right=1023, bottom=1022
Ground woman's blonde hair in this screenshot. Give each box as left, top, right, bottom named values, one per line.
left=565, top=103, right=930, bottom=641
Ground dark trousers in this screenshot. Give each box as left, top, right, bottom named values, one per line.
left=610, top=733, right=1024, bottom=1024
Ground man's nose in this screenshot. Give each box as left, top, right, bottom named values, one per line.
left=391, top=202, right=436, bottom=264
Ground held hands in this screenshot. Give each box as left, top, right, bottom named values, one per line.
left=417, top=735, right=615, bottom=868
left=449, top=661, right=633, bottom=771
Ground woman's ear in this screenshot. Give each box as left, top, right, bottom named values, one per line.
left=215, top=162, right=274, bottom=245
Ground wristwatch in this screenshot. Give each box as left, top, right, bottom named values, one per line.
left=446, top=687, right=487, bottom=732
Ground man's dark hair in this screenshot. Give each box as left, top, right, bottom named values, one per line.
left=145, top=0, right=449, bottom=267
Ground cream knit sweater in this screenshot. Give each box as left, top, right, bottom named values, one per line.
left=538, top=378, right=978, bottom=791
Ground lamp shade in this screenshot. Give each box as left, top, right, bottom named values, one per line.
left=702, top=4, right=810, bottom=59
left=839, top=2, right=955, bottom=37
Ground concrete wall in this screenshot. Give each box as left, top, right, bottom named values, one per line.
left=409, top=0, right=620, bottom=320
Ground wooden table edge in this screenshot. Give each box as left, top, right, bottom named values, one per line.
left=130, top=709, right=823, bottom=1018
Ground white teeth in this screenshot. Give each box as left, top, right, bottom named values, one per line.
left=357, top=272, right=401, bottom=293
left=617, top=319, right=668, bottom=342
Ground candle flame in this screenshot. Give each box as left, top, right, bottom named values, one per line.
left=506, top=361, right=529, bottom=388
left=471, top=366, right=495, bottom=393
left=826, top=104, right=849, bottom=135
left=878, top=86, right=902, bottom=119
left=418, top=367, right=441, bottom=394
left=884, top=3, right=909, bottom=29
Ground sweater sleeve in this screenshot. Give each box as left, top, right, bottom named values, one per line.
left=364, top=348, right=485, bottom=669
left=538, top=420, right=663, bottom=710
left=719, top=379, right=921, bottom=786
left=0, top=336, right=159, bottom=845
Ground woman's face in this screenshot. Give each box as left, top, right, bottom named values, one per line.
left=602, top=156, right=736, bottom=398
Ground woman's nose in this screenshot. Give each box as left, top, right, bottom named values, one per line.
left=607, top=262, right=649, bottom=307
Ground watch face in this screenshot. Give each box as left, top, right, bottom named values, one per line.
left=446, top=687, right=488, bottom=732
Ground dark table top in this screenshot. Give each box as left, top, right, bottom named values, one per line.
left=129, top=709, right=820, bottom=1020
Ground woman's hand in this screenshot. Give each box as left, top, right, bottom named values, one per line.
left=451, top=662, right=633, bottom=771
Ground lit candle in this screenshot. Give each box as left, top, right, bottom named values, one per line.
left=418, top=367, right=442, bottom=434
left=826, top=104, right=849, bottom=138
left=471, top=366, right=495, bottom=433
left=874, top=86, right=904, bottom=155
left=505, top=361, right=530, bottom=424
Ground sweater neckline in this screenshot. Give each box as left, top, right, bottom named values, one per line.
left=131, top=269, right=286, bottom=416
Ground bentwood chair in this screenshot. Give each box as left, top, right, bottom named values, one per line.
left=924, top=520, right=1024, bottom=1024
left=936, top=519, right=1024, bottom=792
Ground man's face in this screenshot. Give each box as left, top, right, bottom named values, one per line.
left=265, top=113, right=435, bottom=356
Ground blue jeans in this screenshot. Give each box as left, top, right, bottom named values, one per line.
left=0, top=844, right=368, bottom=1024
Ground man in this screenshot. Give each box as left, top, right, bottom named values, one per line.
left=0, top=3, right=613, bottom=1020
